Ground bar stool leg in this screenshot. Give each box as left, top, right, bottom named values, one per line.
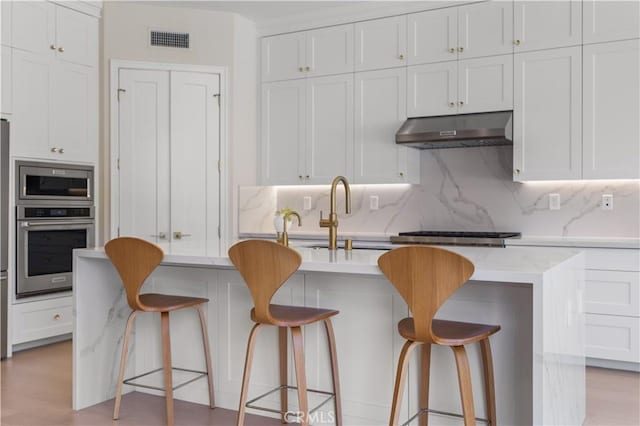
left=419, top=343, right=432, bottom=426
left=452, top=345, right=476, bottom=426
left=113, top=310, right=138, bottom=420
left=196, top=305, right=216, bottom=409
left=291, top=326, right=309, bottom=426
left=323, top=319, right=342, bottom=426
left=390, top=340, right=420, bottom=426
left=480, top=339, right=497, bottom=426
left=237, top=323, right=265, bottom=426
left=160, top=312, right=175, bottom=426
left=279, top=327, right=288, bottom=423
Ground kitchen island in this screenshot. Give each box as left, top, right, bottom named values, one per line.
left=73, top=242, right=585, bottom=425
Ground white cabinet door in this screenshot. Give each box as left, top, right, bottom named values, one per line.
left=118, top=69, right=171, bottom=243
left=408, top=61, right=457, bottom=117
left=355, top=16, right=407, bottom=71
left=1, top=46, right=11, bottom=114
left=408, top=8, right=458, bottom=65
left=11, top=49, right=53, bottom=159
left=1, top=0, right=11, bottom=46
left=586, top=314, right=640, bottom=363
left=458, top=1, right=513, bottom=59
left=51, top=61, right=97, bottom=162
left=11, top=0, right=55, bottom=56
left=458, top=54, right=513, bottom=114
left=583, top=0, right=640, bottom=44
left=261, top=32, right=306, bottom=82
left=514, top=47, right=582, bottom=181
left=305, top=74, right=353, bottom=184
left=355, top=68, right=417, bottom=184
left=306, top=24, right=354, bottom=77
left=55, top=5, right=98, bottom=67
left=583, top=40, right=640, bottom=179
left=170, top=72, right=220, bottom=248
left=261, top=80, right=306, bottom=185
left=514, top=1, right=582, bottom=52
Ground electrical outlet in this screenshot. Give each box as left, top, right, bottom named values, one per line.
left=602, top=194, right=613, bottom=210
left=549, top=193, right=561, bottom=210
left=303, top=196, right=312, bottom=211
left=369, top=195, right=379, bottom=210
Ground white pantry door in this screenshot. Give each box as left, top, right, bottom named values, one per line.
left=118, top=69, right=171, bottom=243
left=118, top=68, right=220, bottom=248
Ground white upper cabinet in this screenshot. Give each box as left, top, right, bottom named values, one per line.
left=409, top=2, right=513, bottom=65
left=408, top=54, right=512, bottom=117
left=583, top=40, right=639, bottom=179
left=355, top=16, right=407, bottom=71
left=261, top=79, right=306, bottom=184
left=514, top=1, right=582, bottom=52
left=11, top=1, right=55, bottom=56
left=355, top=68, right=418, bottom=184
left=261, top=24, right=353, bottom=81
left=513, top=47, right=582, bottom=181
left=54, top=5, right=98, bottom=67
left=1, top=47, right=11, bottom=114
left=408, top=61, right=457, bottom=117
left=458, top=55, right=513, bottom=114
left=306, top=24, right=354, bottom=77
left=261, top=32, right=306, bottom=82
left=457, top=1, right=513, bottom=59
left=305, top=74, right=354, bottom=183
left=408, top=7, right=458, bottom=65
left=1, top=0, right=12, bottom=46
left=583, top=0, right=640, bottom=44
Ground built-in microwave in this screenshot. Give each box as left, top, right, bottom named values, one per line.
left=16, top=161, right=93, bottom=206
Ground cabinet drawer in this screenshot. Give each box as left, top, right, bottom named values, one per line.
left=585, top=270, right=640, bottom=317
left=586, top=314, right=640, bottom=363
left=584, top=248, right=640, bottom=272
left=12, top=297, right=73, bottom=344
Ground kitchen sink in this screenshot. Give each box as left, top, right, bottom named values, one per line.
left=302, top=243, right=393, bottom=251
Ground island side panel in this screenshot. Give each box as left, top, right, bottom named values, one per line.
left=73, top=255, right=135, bottom=410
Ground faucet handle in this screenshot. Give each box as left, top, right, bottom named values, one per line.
left=319, top=210, right=330, bottom=228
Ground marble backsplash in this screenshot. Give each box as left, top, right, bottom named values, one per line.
left=239, top=146, right=640, bottom=239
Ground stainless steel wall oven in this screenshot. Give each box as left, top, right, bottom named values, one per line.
left=15, top=162, right=95, bottom=298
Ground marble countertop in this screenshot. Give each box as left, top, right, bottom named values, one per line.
left=76, top=241, right=582, bottom=284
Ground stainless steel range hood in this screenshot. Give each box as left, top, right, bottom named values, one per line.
left=396, top=110, right=513, bottom=149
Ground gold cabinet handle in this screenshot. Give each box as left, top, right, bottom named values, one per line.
left=151, top=232, right=167, bottom=239
left=298, top=175, right=304, bottom=180
left=399, top=172, right=404, bottom=177
left=514, top=39, right=521, bottom=46
left=50, top=44, right=57, bottom=50
left=305, top=66, right=310, bottom=71
left=50, top=147, right=58, bottom=153
left=53, top=314, right=61, bottom=320
left=449, top=102, right=455, bottom=108
left=399, top=54, right=404, bottom=60
left=514, top=168, right=521, bottom=175
left=173, top=231, right=192, bottom=240
left=458, top=46, right=464, bottom=52
left=298, top=67, right=304, bottom=72
left=449, top=48, right=455, bottom=53
left=58, top=46, right=64, bottom=52
left=58, top=148, right=64, bottom=154
left=458, top=101, right=464, bottom=106
left=305, top=175, right=310, bottom=179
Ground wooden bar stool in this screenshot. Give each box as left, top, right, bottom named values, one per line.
left=378, top=246, right=500, bottom=426
left=228, top=239, right=342, bottom=426
left=105, top=237, right=215, bottom=426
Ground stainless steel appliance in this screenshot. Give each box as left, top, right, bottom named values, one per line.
left=16, top=206, right=95, bottom=298
left=395, top=111, right=513, bottom=149
left=1, top=119, right=9, bottom=358
left=391, top=231, right=521, bottom=247
left=16, top=160, right=93, bottom=205
left=15, top=162, right=95, bottom=298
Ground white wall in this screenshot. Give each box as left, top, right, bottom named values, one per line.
left=100, top=1, right=257, bottom=243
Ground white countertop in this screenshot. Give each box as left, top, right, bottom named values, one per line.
left=76, top=241, right=582, bottom=284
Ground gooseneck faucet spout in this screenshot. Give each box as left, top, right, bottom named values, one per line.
left=319, top=176, right=352, bottom=250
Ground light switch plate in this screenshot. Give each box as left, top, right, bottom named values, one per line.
left=303, top=196, right=312, bottom=211
left=602, top=194, right=613, bottom=210
left=370, top=195, right=379, bottom=210
left=549, top=193, right=561, bottom=210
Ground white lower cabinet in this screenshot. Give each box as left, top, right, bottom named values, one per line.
left=583, top=39, right=640, bottom=179
left=408, top=54, right=513, bottom=117
left=513, top=46, right=582, bottom=181
left=12, top=296, right=72, bottom=345
left=586, top=314, right=640, bottom=363
left=354, top=68, right=418, bottom=184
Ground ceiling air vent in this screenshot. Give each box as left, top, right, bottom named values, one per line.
left=150, top=30, right=190, bottom=49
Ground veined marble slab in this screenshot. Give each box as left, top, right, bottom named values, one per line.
left=73, top=244, right=585, bottom=425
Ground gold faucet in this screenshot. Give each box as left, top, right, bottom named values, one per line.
left=279, top=210, right=301, bottom=247
left=319, top=176, right=351, bottom=250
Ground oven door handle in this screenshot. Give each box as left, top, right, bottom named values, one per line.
left=20, top=221, right=95, bottom=227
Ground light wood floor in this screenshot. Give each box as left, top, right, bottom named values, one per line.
left=1, top=341, right=639, bottom=425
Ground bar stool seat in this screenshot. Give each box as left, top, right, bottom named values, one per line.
left=398, top=318, right=500, bottom=346
left=251, top=304, right=339, bottom=326
left=138, top=293, right=209, bottom=311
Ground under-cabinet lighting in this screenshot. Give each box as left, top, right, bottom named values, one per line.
left=272, top=183, right=414, bottom=190
left=521, top=179, right=639, bottom=185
